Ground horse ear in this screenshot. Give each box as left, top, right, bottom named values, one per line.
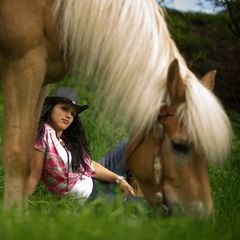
left=167, top=59, right=186, bottom=105
left=201, top=70, right=216, bottom=91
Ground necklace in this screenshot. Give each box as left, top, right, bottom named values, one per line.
left=59, top=138, right=65, bottom=146
left=58, top=138, right=70, bottom=191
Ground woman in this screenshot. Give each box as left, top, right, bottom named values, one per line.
left=28, top=87, right=135, bottom=200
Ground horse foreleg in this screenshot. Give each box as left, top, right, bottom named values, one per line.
left=2, top=46, right=47, bottom=210
left=34, top=85, right=49, bottom=132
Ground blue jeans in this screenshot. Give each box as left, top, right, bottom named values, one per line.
left=90, top=140, right=128, bottom=198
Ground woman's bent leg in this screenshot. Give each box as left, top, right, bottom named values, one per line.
left=91, top=140, right=128, bottom=198
left=97, top=140, right=128, bottom=175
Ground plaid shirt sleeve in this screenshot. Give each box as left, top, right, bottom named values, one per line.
left=34, top=136, right=47, bottom=154
left=81, top=152, right=96, bottom=177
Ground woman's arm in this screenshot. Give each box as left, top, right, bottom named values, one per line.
left=28, top=149, right=45, bottom=196
left=92, top=161, right=135, bottom=196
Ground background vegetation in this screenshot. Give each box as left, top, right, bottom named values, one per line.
left=166, top=8, right=240, bottom=111
left=0, top=7, right=239, bottom=240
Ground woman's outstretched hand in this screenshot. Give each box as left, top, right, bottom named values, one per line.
left=119, top=179, right=135, bottom=196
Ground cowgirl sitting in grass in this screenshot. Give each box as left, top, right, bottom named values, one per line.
left=28, top=87, right=135, bottom=200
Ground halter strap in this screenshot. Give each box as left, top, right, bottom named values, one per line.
left=126, top=120, right=169, bottom=215
left=152, top=122, right=169, bottom=215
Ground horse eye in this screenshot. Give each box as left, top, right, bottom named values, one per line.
left=171, top=140, right=190, bottom=154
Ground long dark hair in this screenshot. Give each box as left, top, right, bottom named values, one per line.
left=37, top=100, right=90, bottom=172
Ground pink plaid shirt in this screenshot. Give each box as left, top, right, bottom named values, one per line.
left=34, top=123, right=95, bottom=194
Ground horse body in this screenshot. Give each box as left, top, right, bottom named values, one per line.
left=0, top=0, right=232, bottom=214
left=0, top=0, right=67, bottom=82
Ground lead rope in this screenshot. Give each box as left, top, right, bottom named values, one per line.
left=153, top=122, right=169, bottom=216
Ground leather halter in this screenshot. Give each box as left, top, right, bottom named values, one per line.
left=126, top=103, right=184, bottom=215
left=152, top=121, right=169, bottom=215
left=126, top=117, right=171, bottom=215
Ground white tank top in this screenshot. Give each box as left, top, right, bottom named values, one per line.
left=57, top=140, right=93, bottom=200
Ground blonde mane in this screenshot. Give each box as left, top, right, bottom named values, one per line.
left=54, top=0, right=232, bottom=163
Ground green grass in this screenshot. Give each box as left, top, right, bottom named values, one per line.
left=0, top=80, right=239, bottom=240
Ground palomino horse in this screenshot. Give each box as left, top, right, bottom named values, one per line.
left=0, top=0, right=232, bottom=214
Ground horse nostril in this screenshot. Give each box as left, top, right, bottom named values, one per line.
left=171, top=140, right=190, bottom=154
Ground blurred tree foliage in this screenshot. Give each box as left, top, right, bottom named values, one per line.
left=206, top=0, right=240, bottom=37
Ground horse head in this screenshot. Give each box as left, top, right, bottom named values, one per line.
left=126, top=59, right=216, bottom=217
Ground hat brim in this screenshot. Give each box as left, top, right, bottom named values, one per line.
left=45, top=97, right=89, bottom=114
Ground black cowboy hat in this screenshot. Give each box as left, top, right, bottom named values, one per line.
left=45, top=87, right=89, bottom=114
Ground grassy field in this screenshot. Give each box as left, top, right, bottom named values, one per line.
left=0, top=79, right=239, bottom=240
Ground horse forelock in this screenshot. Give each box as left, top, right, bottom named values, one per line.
left=184, top=74, right=232, bottom=163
